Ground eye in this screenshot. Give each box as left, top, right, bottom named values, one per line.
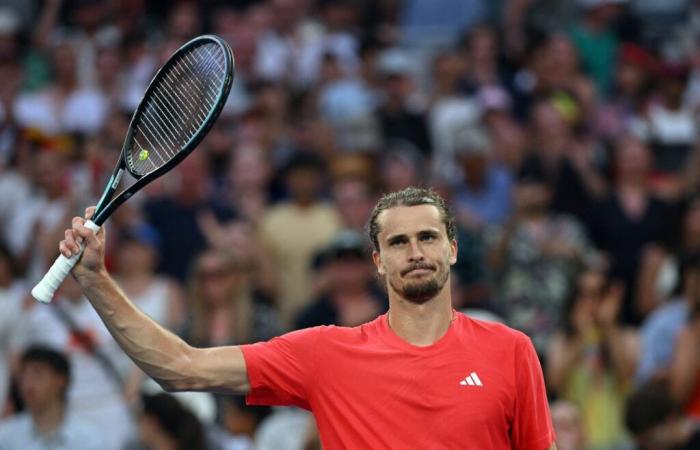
left=389, top=237, right=407, bottom=246
left=420, top=234, right=436, bottom=242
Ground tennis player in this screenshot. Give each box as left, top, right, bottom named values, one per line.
left=60, top=187, right=556, bottom=449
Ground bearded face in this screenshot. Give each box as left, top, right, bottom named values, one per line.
left=373, top=205, right=457, bottom=305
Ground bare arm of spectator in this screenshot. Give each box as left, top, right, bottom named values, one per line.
left=635, top=244, right=667, bottom=318
left=32, top=0, right=62, bottom=49
left=546, top=331, right=584, bottom=395
left=669, top=318, right=700, bottom=405
left=61, top=209, right=251, bottom=394
left=599, top=283, right=639, bottom=382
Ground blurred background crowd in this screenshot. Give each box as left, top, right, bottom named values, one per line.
left=3, top=0, right=700, bottom=449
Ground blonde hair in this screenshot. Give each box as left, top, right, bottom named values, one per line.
left=187, top=248, right=255, bottom=345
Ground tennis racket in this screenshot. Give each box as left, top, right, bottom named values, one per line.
left=31, top=34, right=234, bottom=303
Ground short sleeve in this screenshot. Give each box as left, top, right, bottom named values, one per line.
left=511, top=334, right=556, bottom=450
left=240, top=327, right=321, bottom=410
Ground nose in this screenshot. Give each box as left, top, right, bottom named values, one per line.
left=408, top=240, right=425, bottom=262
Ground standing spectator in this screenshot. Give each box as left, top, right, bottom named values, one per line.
left=14, top=42, right=107, bottom=135
left=595, top=43, right=655, bottom=142
left=568, top=0, right=624, bottom=96
left=491, top=157, right=593, bottom=354
left=375, top=48, right=432, bottom=156
left=637, top=253, right=700, bottom=383
left=668, top=262, right=700, bottom=419
left=588, top=135, right=675, bottom=324
left=0, top=346, right=103, bottom=450
left=635, top=62, right=696, bottom=181
left=144, top=151, right=236, bottom=281
left=546, top=268, right=637, bottom=449
left=258, top=152, right=341, bottom=325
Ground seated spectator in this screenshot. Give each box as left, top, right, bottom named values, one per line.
left=550, top=400, right=587, bottom=450
left=0, top=346, right=103, bottom=450
left=625, top=381, right=700, bottom=450
left=0, top=241, right=26, bottom=414
left=184, top=248, right=282, bottom=347
left=126, top=393, right=209, bottom=450
left=547, top=268, right=637, bottom=449
left=452, top=126, right=513, bottom=229
left=13, top=276, right=134, bottom=450
left=209, top=396, right=270, bottom=450
left=295, top=230, right=385, bottom=329
left=254, top=407, right=313, bottom=450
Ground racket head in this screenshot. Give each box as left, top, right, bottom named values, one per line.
left=122, top=35, right=234, bottom=180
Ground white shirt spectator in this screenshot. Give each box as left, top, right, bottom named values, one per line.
left=0, top=412, right=104, bottom=450
left=14, top=88, right=108, bottom=135
left=0, top=280, right=25, bottom=411
left=14, top=297, right=135, bottom=450
left=254, top=407, right=312, bottom=450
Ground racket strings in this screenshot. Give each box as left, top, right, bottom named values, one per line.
left=127, top=42, right=228, bottom=176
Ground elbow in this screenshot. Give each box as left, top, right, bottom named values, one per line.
left=154, top=343, right=198, bottom=392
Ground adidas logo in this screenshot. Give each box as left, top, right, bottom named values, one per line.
left=459, top=372, right=483, bottom=387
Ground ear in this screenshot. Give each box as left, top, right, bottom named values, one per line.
left=449, top=239, right=458, bottom=266
left=372, top=251, right=386, bottom=275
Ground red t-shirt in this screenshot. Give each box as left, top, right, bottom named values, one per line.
left=241, top=312, right=555, bottom=450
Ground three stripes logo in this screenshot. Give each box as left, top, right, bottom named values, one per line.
left=459, top=372, right=483, bottom=387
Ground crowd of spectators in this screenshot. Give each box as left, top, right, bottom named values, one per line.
left=3, top=0, right=700, bottom=449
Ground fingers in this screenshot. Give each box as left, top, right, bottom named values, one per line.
left=60, top=210, right=100, bottom=257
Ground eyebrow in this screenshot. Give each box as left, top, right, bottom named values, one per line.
left=385, top=228, right=440, bottom=242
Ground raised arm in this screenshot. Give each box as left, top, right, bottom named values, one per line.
left=61, top=209, right=250, bottom=394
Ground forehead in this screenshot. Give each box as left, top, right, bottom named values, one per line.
left=376, top=204, right=444, bottom=238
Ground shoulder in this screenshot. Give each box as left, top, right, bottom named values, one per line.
left=642, top=301, right=688, bottom=331
left=315, top=315, right=384, bottom=344
left=63, top=415, right=104, bottom=448
left=0, top=414, right=31, bottom=437
left=457, top=313, right=532, bottom=349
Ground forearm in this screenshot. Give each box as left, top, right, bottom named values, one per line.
left=603, top=326, right=637, bottom=381
left=546, top=336, right=584, bottom=393
left=76, top=269, right=198, bottom=391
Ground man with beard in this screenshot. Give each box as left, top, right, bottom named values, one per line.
left=59, top=187, right=556, bottom=450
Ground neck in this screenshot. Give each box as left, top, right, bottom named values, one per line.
left=31, top=399, right=65, bottom=436
left=387, top=284, right=454, bottom=346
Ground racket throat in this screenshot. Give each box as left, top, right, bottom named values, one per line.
left=96, top=168, right=125, bottom=213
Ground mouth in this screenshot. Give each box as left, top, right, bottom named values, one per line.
left=401, top=266, right=435, bottom=277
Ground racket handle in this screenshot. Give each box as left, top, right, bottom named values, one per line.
left=31, top=220, right=100, bottom=303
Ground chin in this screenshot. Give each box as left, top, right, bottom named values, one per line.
left=399, top=280, right=441, bottom=304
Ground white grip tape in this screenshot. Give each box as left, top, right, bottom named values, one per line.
left=31, top=220, right=101, bottom=303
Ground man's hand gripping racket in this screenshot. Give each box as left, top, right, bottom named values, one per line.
left=32, top=35, right=234, bottom=303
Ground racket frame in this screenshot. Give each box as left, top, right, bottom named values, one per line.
left=91, top=34, right=234, bottom=226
